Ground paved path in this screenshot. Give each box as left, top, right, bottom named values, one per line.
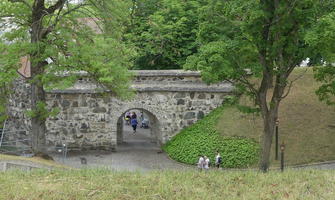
left=51, top=125, right=190, bottom=172
left=50, top=124, right=335, bottom=172
left=293, top=162, right=335, bottom=170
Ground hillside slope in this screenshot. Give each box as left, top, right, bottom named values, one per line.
left=216, top=67, right=335, bottom=165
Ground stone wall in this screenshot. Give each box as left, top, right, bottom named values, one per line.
left=6, top=70, right=233, bottom=152
left=5, top=76, right=31, bottom=148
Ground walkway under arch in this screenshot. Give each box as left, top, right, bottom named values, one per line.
left=116, top=108, right=161, bottom=147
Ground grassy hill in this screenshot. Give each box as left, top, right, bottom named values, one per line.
left=0, top=169, right=334, bottom=199
left=216, top=67, right=335, bottom=166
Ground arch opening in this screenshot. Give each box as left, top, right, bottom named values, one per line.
left=116, top=108, right=161, bottom=150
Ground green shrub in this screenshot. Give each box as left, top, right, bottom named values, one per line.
left=163, top=106, right=260, bottom=168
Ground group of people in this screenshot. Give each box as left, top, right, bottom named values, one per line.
left=197, top=151, right=222, bottom=171
left=124, top=111, right=150, bottom=133
left=125, top=112, right=138, bottom=133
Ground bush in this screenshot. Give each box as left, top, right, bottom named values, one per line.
left=163, top=106, right=260, bottom=168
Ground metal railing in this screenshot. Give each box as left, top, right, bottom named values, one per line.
left=0, top=121, right=33, bottom=156
left=0, top=119, right=7, bottom=147
left=55, top=144, right=68, bottom=163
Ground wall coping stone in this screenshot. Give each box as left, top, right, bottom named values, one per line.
left=133, top=70, right=201, bottom=77
left=47, top=70, right=234, bottom=94
left=59, top=70, right=201, bottom=77
left=48, top=87, right=233, bottom=94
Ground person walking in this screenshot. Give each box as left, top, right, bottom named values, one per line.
left=215, top=151, right=222, bottom=169
left=204, top=156, right=210, bottom=171
left=131, top=112, right=137, bottom=119
left=125, top=112, right=131, bottom=125
left=131, top=117, right=138, bottom=133
left=197, top=155, right=205, bottom=171
left=140, top=111, right=144, bottom=121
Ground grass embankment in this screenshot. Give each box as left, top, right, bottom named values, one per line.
left=0, top=169, right=334, bottom=199
left=217, top=67, right=335, bottom=166
left=163, top=107, right=259, bottom=168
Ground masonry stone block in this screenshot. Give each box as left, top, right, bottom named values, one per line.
left=80, top=99, right=88, bottom=107
left=93, top=107, right=107, bottom=113
left=187, top=120, right=194, bottom=125
left=61, top=128, right=68, bottom=135
left=80, top=122, right=89, bottom=129
left=72, top=101, right=78, bottom=107
left=184, top=112, right=196, bottom=120
left=61, top=100, right=71, bottom=108
left=197, top=111, right=205, bottom=119
left=174, top=93, right=186, bottom=98
left=190, top=92, right=195, bottom=99
left=177, top=99, right=185, bottom=105
left=198, top=93, right=206, bottom=99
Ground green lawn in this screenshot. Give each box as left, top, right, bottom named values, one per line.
left=216, top=67, right=335, bottom=166
left=0, top=169, right=334, bottom=200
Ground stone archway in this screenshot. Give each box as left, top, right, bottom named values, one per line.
left=116, top=108, right=161, bottom=148
left=7, top=70, right=233, bottom=152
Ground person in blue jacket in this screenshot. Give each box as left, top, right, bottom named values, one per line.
left=131, top=118, right=138, bottom=133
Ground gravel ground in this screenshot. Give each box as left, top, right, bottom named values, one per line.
left=51, top=125, right=191, bottom=172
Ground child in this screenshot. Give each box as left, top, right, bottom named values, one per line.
left=215, top=151, right=222, bottom=168
left=197, top=155, right=205, bottom=171
left=125, top=112, right=131, bottom=125
left=204, top=156, right=210, bottom=170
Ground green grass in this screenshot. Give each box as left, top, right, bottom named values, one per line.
left=163, top=106, right=259, bottom=168
left=216, top=67, right=335, bottom=166
left=0, top=169, right=334, bottom=199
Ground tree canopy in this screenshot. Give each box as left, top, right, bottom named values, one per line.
left=185, top=0, right=335, bottom=171
left=0, top=0, right=135, bottom=96
left=306, top=11, right=335, bottom=105
left=126, top=0, right=207, bottom=69
left=0, top=0, right=135, bottom=152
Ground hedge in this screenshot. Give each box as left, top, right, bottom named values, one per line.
left=163, top=106, right=260, bottom=168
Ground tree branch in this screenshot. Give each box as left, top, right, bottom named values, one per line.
left=264, top=0, right=297, bottom=27
left=280, top=68, right=307, bottom=99
left=45, top=0, right=66, bottom=15
left=61, top=3, right=89, bottom=17
left=41, top=3, right=89, bottom=39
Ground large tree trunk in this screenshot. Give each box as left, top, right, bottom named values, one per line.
left=30, top=0, right=47, bottom=153
left=259, top=111, right=277, bottom=172
left=31, top=83, right=47, bottom=153
left=28, top=0, right=66, bottom=153
left=258, top=72, right=284, bottom=172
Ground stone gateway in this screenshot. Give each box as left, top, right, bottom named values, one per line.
left=6, top=70, right=233, bottom=152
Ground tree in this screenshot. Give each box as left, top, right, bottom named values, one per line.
left=185, top=0, right=335, bottom=172
left=0, top=0, right=135, bottom=153
left=126, top=0, right=207, bottom=70
left=306, top=12, right=335, bottom=104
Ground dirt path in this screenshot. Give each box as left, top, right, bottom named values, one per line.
left=51, top=125, right=190, bottom=172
